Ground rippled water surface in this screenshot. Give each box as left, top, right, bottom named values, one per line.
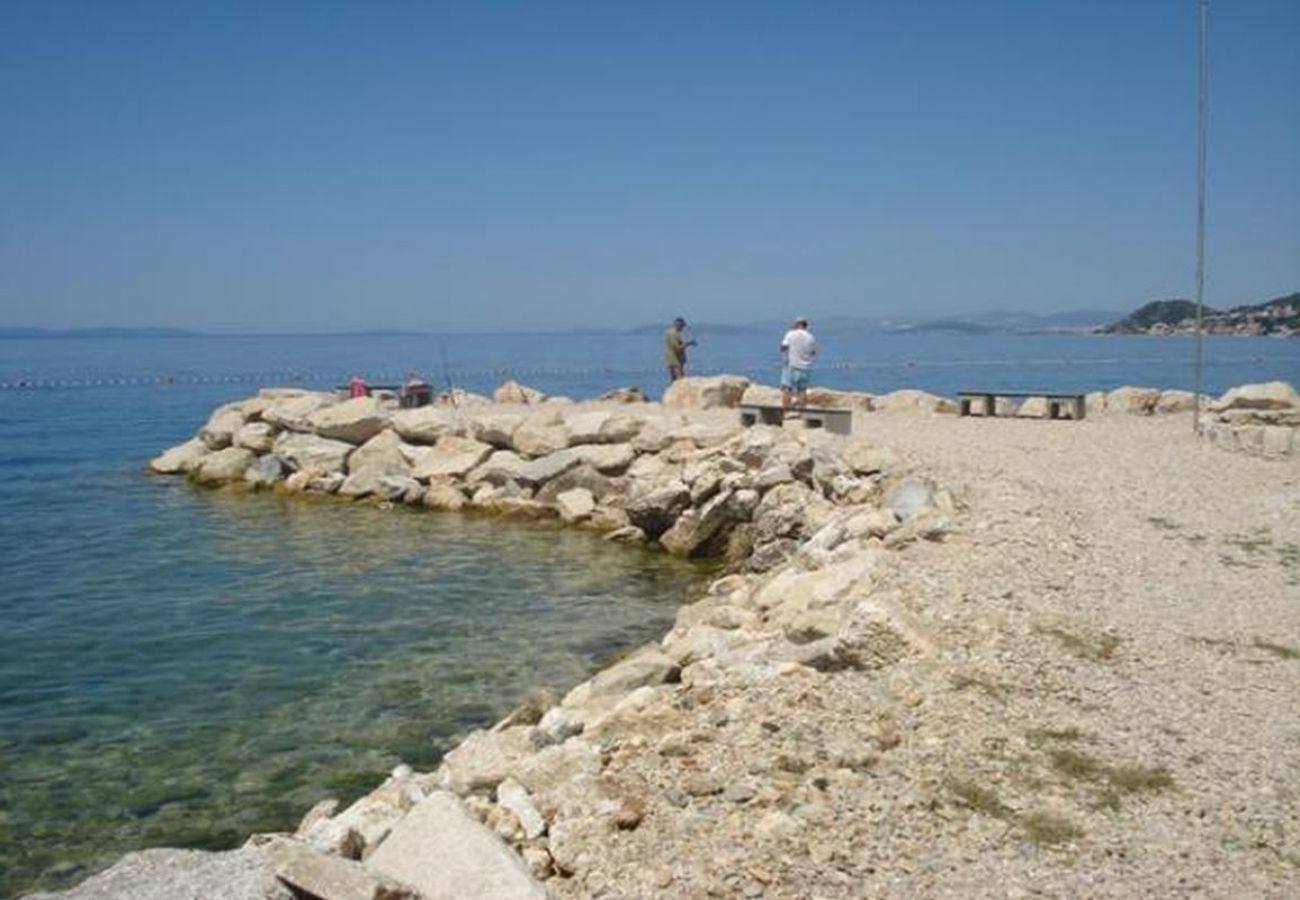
left=0, top=378, right=709, bottom=898
left=1, top=331, right=1295, bottom=897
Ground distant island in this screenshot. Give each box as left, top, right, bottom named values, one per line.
left=5, top=292, right=1296, bottom=339
left=1098, top=292, right=1299, bottom=337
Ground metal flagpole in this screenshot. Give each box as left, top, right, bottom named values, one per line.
left=1192, top=0, right=1209, bottom=435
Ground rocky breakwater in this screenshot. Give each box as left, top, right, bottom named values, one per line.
left=123, top=376, right=953, bottom=899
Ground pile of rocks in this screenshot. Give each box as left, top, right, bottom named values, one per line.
left=149, top=378, right=932, bottom=565
left=1196, top=381, right=1300, bottom=457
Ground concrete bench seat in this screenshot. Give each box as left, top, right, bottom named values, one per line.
left=739, top=403, right=852, bottom=435
left=957, top=390, right=1086, bottom=420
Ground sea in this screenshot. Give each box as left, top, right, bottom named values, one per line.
left=1, top=330, right=1295, bottom=897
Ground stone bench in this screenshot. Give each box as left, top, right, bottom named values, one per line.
left=739, top=403, right=852, bottom=435
left=957, top=390, right=1086, bottom=420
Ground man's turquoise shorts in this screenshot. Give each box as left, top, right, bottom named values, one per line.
left=780, top=366, right=811, bottom=390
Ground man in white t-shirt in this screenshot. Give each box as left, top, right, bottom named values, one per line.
left=780, top=318, right=817, bottom=414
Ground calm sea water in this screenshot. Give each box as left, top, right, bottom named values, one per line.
left=0, top=332, right=1295, bottom=897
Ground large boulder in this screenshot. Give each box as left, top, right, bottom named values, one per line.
left=339, top=470, right=419, bottom=500
left=570, top=443, right=635, bottom=474
left=841, top=441, right=900, bottom=476
left=565, top=411, right=643, bottom=445
left=493, top=380, right=547, bottom=405
left=470, top=412, right=526, bottom=448
left=438, top=727, right=536, bottom=796
left=193, top=447, right=255, bottom=484
left=662, top=375, right=751, bottom=410
left=622, top=480, right=690, bottom=539
left=243, top=455, right=286, bottom=488
left=1106, top=386, right=1161, bottom=415
left=233, top=421, right=278, bottom=453
left=873, top=389, right=956, bottom=414
left=366, top=792, right=547, bottom=900
left=199, top=403, right=247, bottom=450
left=659, top=489, right=756, bottom=558
left=24, top=848, right=293, bottom=900
left=533, top=464, right=621, bottom=503
left=1155, top=390, right=1202, bottom=414
left=345, top=429, right=413, bottom=476
left=512, top=420, right=571, bottom=458
left=470, top=449, right=582, bottom=488
left=149, top=438, right=209, bottom=474
left=561, top=645, right=680, bottom=715
left=1211, top=381, right=1300, bottom=412
left=391, top=406, right=466, bottom=444
left=306, top=397, right=389, bottom=444
left=411, top=436, right=495, bottom=480
left=272, top=432, right=353, bottom=474
left=261, top=392, right=338, bottom=432
left=556, top=488, right=597, bottom=523
left=752, top=480, right=835, bottom=543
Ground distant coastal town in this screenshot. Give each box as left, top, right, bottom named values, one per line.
left=1098, top=292, right=1299, bottom=337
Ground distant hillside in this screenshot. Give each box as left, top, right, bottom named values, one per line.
left=1100, top=292, right=1298, bottom=337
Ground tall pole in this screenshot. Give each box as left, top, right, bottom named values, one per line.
left=1193, top=0, right=1209, bottom=434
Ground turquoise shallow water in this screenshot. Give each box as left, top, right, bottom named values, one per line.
left=0, top=332, right=1294, bottom=897
left=0, top=376, right=708, bottom=898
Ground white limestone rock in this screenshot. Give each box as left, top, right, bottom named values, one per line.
left=261, top=837, right=420, bottom=900
left=272, top=432, right=353, bottom=474
left=346, top=429, right=413, bottom=476
left=423, top=481, right=469, bottom=510
left=193, top=447, right=256, bottom=484
left=493, top=380, right=547, bottom=405
left=439, top=726, right=537, bottom=796
left=1155, top=389, right=1202, bottom=414
left=873, top=389, right=956, bottom=414
left=470, top=411, right=526, bottom=448
left=471, top=449, right=582, bottom=489
left=662, top=374, right=751, bottom=409
left=496, top=779, right=547, bottom=841
left=570, top=442, right=635, bottom=474
left=149, top=438, right=210, bottom=474
left=306, top=397, right=389, bottom=445
left=391, top=406, right=465, bottom=444
left=512, top=420, right=571, bottom=458
left=24, top=847, right=293, bottom=900
left=366, top=792, right=549, bottom=899
left=1211, top=381, right=1300, bottom=412
left=233, top=421, right=278, bottom=454
left=1106, top=386, right=1161, bottom=415
left=243, top=455, right=286, bottom=487
left=261, top=392, right=338, bottom=432
left=411, top=435, right=495, bottom=480
left=199, top=403, right=247, bottom=450
left=556, top=487, right=596, bottom=523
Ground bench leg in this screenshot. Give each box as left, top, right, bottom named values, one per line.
left=959, top=398, right=971, bottom=417
left=1075, top=398, right=1086, bottom=420
left=982, top=396, right=994, bottom=417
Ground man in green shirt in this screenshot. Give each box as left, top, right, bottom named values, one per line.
left=663, top=317, right=696, bottom=381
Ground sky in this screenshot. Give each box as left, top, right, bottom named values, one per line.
left=1, top=0, right=1297, bottom=333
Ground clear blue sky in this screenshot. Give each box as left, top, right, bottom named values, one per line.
left=2, top=0, right=1296, bottom=332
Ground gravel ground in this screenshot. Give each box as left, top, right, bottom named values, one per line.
left=551, top=412, right=1300, bottom=899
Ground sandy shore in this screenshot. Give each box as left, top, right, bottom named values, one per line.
left=549, top=411, right=1300, bottom=898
